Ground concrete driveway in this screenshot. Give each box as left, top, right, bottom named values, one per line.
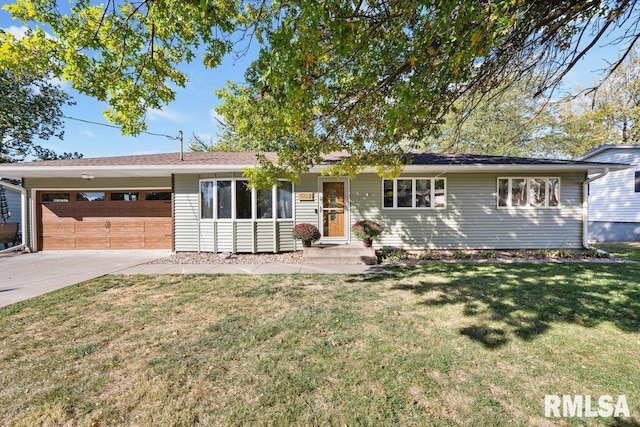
left=0, top=250, right=170, bottom=308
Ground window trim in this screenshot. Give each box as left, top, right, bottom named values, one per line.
left=381, top=177, right=447, bottom=209
left=635, top=171, right=640, bottom=193
left=496, top=177, right=561, bottom=209
left=199, top=178, right=294, bottom=221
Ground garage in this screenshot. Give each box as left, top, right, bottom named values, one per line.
left=37, top=190, right=172, bottom=250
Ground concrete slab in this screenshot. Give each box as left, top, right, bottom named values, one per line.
left=298, top=264, right=380, bottom=274
left=252, top=264, right=303, bottom=274
left=0, top=250, right=170, bottom=308
left=1, top=250, right=388, bottom=308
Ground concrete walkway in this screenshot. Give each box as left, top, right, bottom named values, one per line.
left=0, top=250, right=170, bottom=308
left=0, top=250, right=386, bottom=308
left=118, top=262, right=386, bottom=275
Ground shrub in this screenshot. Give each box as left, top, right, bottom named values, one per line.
left=452, top=250, right=473, bottom=260
left=386, top=248, right=408, bottom=261
left=582, top=248, right=610, bottom=258
left=483, top=250, right=498, bottom=259
left=418, top=250, right=439, bottom=261
left=292, top=223, right=321, bottom=242
left=351, top=220, right=384, bottom=241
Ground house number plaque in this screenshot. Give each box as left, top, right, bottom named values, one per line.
left=297, top=193, right=315, bottom=201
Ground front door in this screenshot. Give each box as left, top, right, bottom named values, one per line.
left=321, top=181, right=346, bottom=239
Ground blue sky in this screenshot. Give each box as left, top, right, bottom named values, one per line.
left=0, top=8, right=626, bottom=159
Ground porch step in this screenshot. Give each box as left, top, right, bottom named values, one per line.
left=302, top=244, right=378, bottom=265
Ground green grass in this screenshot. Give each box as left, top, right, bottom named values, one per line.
left=595, top=241, right=640, bottom=262
left=1, top=262, right=639, bottom=426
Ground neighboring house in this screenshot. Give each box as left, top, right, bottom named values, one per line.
left=0, top=151, right=628, bottom=252
left=579, top=144, right=640, bottom=242
left=1, top=183, right=22, bottom=225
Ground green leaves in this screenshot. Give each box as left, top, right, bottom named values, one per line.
left=3, top=0, right=640, bottom=178
left=0, top=68, right=75, bottom=162
left=2, top=0, right=238, bottom=134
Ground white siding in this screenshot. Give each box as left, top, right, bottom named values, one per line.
left=216, top=222, right=234, bottom=252
left=236, top=222, right=254, bottom=252
left=585, top=148, right=640, bottom=223
left=277, top=220, right=296, bottom=251
left=198, top=222, right=215, bottom=252
left=174, top=174, right=200, bottom=252
left=256, top=222, right=275, bottom=252
left=349, top=172, right=584, bottom=249
left=294, top=173, right=320, bottom=225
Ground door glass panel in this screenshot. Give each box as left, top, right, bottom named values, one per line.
left=76, top=192, right=105, bottom=201
left=322, top=182, right=345, bottom=238
left=42, top=193, right=70, bottom=203
left=111, top=192, right=139, bottom=201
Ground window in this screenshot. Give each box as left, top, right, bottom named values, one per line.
left=42, top=193, right=69, bottom=203
left=145, top=191, right=171, bottom=201
left=497, top=177, right=560, bottom=208
left=235, top=180, right=252, bottom=219
left=635, top=171, right=640, bottom=193
left=201, top=181, right=214, bottom=219
left=111, top=192, right=139, bottom=201
left=76, top=192, right=105, bottom=201
left=277, top=181, right=293, bottom=219
left=200, top=179, right=294, bottom=220
left=217, top=181, right=232, bottom=219
left=257, top=187, right=273, bottom=218
left=383, top=178, right=446, bottom=209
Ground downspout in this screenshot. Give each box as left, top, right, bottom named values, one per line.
left=582, top=168, right=609, bottom=249
left=0, top=180, right=31, bottom=254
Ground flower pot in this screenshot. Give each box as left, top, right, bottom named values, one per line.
left=363, top=238, right=373, bottom=248
left=302, top=240, right=312, bottom=248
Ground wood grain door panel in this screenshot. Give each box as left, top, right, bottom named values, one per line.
left=38, top=190, right=173, bottom=250
left=322, top=182, right=345, bottom=238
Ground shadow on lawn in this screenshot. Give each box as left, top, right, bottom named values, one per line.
left=358, top=263, right=640, bottom=349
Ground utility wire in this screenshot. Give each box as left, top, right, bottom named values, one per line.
left=62, top=115, right=181, bottom=140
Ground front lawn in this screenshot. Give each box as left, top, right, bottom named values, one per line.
left=1, top=262, right=639, bottom=426
left=596, top=241, right=640, bottom=262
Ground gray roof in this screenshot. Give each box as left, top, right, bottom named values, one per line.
left=0, top=151, right=630, bottom=179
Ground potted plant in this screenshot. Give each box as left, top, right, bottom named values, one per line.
left=292, top=223, right=321, bottom=247
left=351, top=220, right=384, bottom=247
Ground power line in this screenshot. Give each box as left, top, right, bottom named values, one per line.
left=62, top=115, right=181, bottom=140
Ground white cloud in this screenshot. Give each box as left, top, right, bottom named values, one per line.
left=4, top=25, right=30, bottom=39
left=210, top=108, right=225, bottom=125
left=195, top=133, right=214, bottom=141
left=146, top=107, right=187, bottom=123
left=81, top=130, right=96, bottom=138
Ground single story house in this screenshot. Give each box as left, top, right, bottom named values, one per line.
left=578, top=144, right=640, bottom=242
left=0, top=151, right=629, bottom=253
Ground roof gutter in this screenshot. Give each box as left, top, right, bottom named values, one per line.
left=0, top=181, right=30, bottom=255
left=582, top=168, right=609, bottom=249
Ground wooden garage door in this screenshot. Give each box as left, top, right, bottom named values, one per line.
left=38, top=190, right=172, bottom=250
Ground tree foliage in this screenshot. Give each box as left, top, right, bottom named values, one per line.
left=419, top=79, right=560, bottom=158
left=1, top=0, right=237, bottom=134
left=552, top=47, right=640, bottom=158
left=0, top=68, right=78, bottom=163
left=4, top=1, right=640, bottom=178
